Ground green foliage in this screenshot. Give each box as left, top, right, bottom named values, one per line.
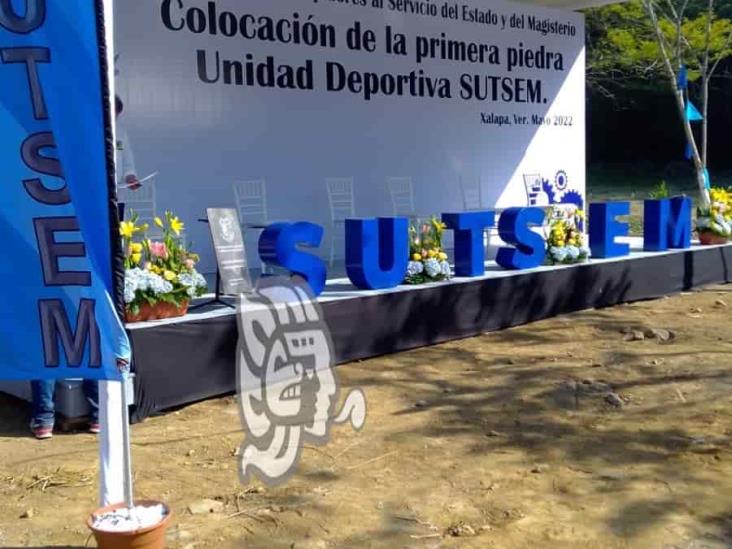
left=586, top=1, right=659, bottom=91
left=648, top=179, right=670, bottom=198
left=586, top=0, right=732, bottom=94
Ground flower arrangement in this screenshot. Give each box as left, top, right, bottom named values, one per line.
left=121, top=211, right=207, bottom=321
left=545, top=206, right=590, bottom=265
left=405, top=217, right=452, bottom=284
left=696, top=187, right=732, bottom=243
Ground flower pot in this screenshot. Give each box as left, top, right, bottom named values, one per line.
left=87, top=500, right=172, bottom=549
left=125, top=300, right=189, bottom=323
left=698, top=231, right=729, bottom=246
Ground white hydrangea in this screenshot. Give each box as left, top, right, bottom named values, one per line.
left=439, top=260, right=451, bottom=278
left=566, top=245, right=580, bottom=260
left=178, top=269, right=207, bottom=296
left=550, top=246, right=568, bottom=262
left=124, top=268, right=173, bottom=301
left=406, top=261, right=424, bottom=277
left=124, top=284, right=135, bottom=304
left=424, top=258, right=441, bottom=278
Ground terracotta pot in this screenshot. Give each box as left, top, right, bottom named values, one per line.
left=699, top=231, right=729, bottom=246
left=87, top=500, right=172, bottom=549
left=125, top=300, right=189, bottom=323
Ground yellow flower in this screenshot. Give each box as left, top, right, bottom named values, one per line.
left=131, top=253, right=142, bottom=265
left=431, top=218, right=447, bottom=232
left=129, top=242, right=143, bottom=254
left=439, top=252, right=448, bottom=260
left=412, top=253, right=421, bottom=261
left=170, top=216, right=185, bottom=236
left=711, top=188, right=729, bottom=203
left=120, top=221, right=136, bottom=239
left=154, top=217, right=164, bottom=229
left=163, top=270, right=176, bottom=281
left=428, top=249, right=436, bottom=258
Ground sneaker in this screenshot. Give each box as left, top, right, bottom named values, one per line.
left=89, top=423, right=100, bottom=434
left=31, top=425, right=53, bottom=440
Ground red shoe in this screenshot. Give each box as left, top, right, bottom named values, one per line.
left=31, top=425, right=53, bottom=440
left=89, top=423, right=100, bottom=434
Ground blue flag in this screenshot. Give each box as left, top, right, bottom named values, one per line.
left=685, top=101, right=703, bottom=122
left=0, top=1, right=129, bottom=381
left=677, top=65, right=688, bottom=90
left=685, top=142, right=693, bottom=160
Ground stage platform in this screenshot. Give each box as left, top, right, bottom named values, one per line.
left=122, top=238, right=732, bottom=422
left=2, top=239, right=730, bottom=421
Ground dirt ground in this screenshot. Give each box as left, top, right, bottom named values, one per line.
left=2, top=285, right=732, bottom=548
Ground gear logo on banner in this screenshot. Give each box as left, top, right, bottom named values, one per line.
left=554, top=170, right=569, bottom=192
left=235, top=277, right=366, bottom=486
left=537, top=170, right=584, bottom=210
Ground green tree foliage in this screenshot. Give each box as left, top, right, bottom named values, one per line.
left=587, top=0, right=732, bottom=95
left=587, top=0, right=732, bottom=204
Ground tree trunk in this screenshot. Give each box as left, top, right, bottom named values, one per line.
left=702, top=77, right=709, bottom=167
left=673, top=88, right=710, bottom=207
left=643, top=0, right=710, bottom=208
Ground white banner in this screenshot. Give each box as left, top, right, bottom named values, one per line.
left=114, top=0, right=585, bottom=272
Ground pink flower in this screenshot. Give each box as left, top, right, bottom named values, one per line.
left=149, top=241, right=168, bottom=259
left=184, top=258, right=195, bottom=270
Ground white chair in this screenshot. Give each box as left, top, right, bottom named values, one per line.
left=387, top=176, right=416, bottom=219
left=233, top=179, right=269, bottom=227
left=460, top=176, right=484, bottom=211
left=326, top=177, right=355, bottom=266
left=523, top=173, right=549, bottom=207
left=118, top=177, right=164, bottom=240
left=233, top=179, right=269, bottom=273
left=459, top=176, right=496, bottom=254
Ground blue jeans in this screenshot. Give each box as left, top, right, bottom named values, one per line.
left=30, top=380, right=99, bottom=428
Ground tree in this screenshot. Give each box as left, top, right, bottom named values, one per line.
left=586, top=0, right=732, bottom=205
left=586, top=2, right=664, bottom=97
left=644, top=0, right=732, bottom=205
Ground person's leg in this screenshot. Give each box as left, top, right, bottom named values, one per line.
left=83, top=380, right=100, bottom=430
left=30, top=380, right=55, bottom=437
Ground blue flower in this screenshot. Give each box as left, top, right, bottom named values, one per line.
left=550, top=246, right=568, bottom=262
left=439, top=260, right=451, bottom=278
left=124, top=267, right=172, bottom=296
left=424, top=258, right=441, bottom=278
left=175, top=269, right=207, bottom=297
left=124, top=285, right=135, bottom=304
left=406, top=261, right=424, bottom=276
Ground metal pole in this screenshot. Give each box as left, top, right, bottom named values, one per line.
left=120, top=371, right=134, bottom=510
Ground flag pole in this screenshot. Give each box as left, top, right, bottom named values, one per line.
left=120, top=370, right=135, bottom=509
left=99, top=379, right=125, bottom=506
left=98, top=0, right=130, bottom=509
